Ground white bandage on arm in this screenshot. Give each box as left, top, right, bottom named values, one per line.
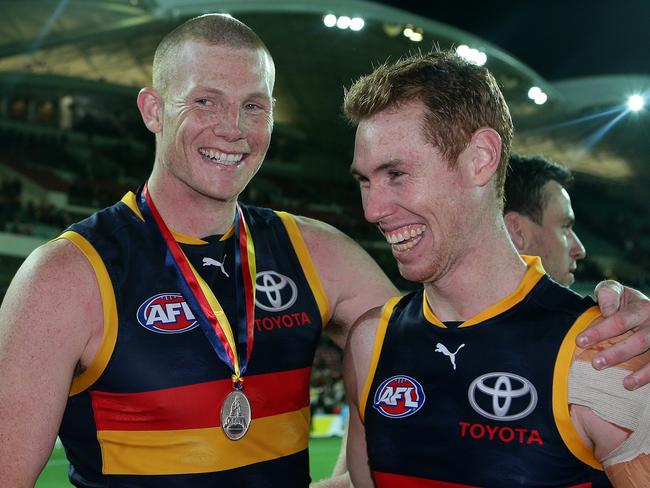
left=569, top=361, right=650, bottom=466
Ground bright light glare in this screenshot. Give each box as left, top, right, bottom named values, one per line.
left=403, top=26, right=414, bottom=37
left=627, top=94, right=645, bottom=111
left=336, top=16, right=351, bottom=29
left=528, top=86, right=542, bottom=99
left=456, top=44, right=469, bottom=56
left=323, top=14, right=337, bottom=28
left=533, top=92, right=548, bottom=105
left=350, top=17, right=365, bottom=31
left=456, top=45, right=486, bottom=65
left=410, top=32, right=423, bottom=42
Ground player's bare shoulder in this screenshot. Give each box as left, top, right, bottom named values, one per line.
left=0, top=237, right=103, bottom=368
left=291, top=214, right=359, bottom=255
left=343, top=305, right=385, bottom=401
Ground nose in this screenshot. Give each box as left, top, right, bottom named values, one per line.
left=212, top=104, right=244, bottom=141
left=361, top=186, right=391, bottom=224
left=569, top=229, right=586, bottom=260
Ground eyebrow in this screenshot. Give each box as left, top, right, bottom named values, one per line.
left=350, top=159, right=402, bottom=178
left=191, top=86, right=271, bottom=101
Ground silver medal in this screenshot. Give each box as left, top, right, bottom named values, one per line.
left=221, top=389, right=252, bottom=440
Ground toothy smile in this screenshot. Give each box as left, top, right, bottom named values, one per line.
left=199, top=148, right=244, bottom=164
left=383, top=225, right=426, bottom=251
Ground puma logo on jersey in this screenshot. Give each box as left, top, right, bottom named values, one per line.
left=203, top=255, right=229, bottom=277
left=435, top=342, right=465, bottom=370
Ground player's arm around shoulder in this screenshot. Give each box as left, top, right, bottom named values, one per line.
left=569, top=317, right=650, bottom=487
left=0, top=238, right=103, bottom=486
left=343, top=306, right=384, bottom=488
left=293, top=215, right=398, bottom=349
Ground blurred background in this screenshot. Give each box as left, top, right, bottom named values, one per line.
left=0, top=0, right=647, bottom=482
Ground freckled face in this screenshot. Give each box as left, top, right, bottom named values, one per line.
left=156, top=41, right=274, bottom=202
left=351, top=101, right=470, bottom=284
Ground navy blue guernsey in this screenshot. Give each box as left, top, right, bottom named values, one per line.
left=56, top=191, right=328, bottom=487
left=362, top=256, right=611, bottom=488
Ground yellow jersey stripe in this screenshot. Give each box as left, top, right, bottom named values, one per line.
left=58, top=231, right=118, bottom=396
left=360, top=297, right=401, bottom=423
left=553, top=305, right=603, bottom=470
left=275, top=211, right=330, bottom=326
left=423, top=255, right=546, bottom=328
left=98, top=407, right=310, bottom=475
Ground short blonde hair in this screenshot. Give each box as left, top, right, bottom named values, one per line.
left=152, top=14, right=272, bottom=95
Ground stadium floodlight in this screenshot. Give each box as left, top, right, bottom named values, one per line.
left=323, top=14, right=337, bottom=28
left=533, top=92, right=548, bottom=105
left=336, top=16, right=351, bottom=29
left=350, top=17, right=365, bottom=31
left=456, top=45, right=487, bottom=65
left=627, top=94, right=645, bottom=112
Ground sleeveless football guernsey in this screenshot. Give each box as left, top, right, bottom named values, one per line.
left=362, top=256, right=611, bottom=488
left=57, top=191, right=328, bottom=487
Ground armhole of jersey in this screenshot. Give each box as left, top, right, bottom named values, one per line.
left=275, top=211, right=330, bottom=326
left=57, top=231, right=118, bottom=396
left=553, top=305, right=603, bottom=470
left=359, top=296, right=401, bottom=424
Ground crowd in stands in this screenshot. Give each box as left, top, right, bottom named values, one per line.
left=573, top=177, right=650, bottom=289
left=0, top=176, right=76, bottom=238
left=1, top=103, right=649, bottom=291
left=310, top=337, right=346, bottom=416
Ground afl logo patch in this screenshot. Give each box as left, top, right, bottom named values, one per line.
left=137, top=293, right=199, bottom=334
left=373, top=375, right=426, bottom=418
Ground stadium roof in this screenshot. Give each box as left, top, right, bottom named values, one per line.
left=0, top=0, right=647, bottom=187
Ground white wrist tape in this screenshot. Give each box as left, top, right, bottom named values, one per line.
left=569, top=360, right=650, bottom=466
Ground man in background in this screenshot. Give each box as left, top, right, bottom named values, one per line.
left=504, top=153, right=586, bottom=287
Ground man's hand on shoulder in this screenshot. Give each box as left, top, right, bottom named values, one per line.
left=578, top=281, right=650, bottom=390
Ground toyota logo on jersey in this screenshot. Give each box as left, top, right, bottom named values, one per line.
left=468, top=372, right=538, bottom=421
left=373, top=375, right=426, bottom=418
left=255, top=271, right=298, bottom=312
left=137, top=293, right=199, bottom=334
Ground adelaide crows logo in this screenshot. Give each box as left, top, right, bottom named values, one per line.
left=373, top=375, right=426, bottom=418
left=137, top=293, right=199, bottom=334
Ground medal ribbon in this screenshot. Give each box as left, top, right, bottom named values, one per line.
left=139, top=183, right=256, bottom=383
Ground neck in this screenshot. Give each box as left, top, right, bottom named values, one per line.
left=423, top=216, right=527, bottom=322
left=147, top=170, right=237, bottom=238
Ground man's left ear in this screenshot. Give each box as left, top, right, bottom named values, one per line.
left=461, top=127, right=502, bottom=187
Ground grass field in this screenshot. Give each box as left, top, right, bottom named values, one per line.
left=35, top=437, right=343, bottom=487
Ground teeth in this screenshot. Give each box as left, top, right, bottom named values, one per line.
left=385, top=225, right=425, bottom=245
left=393, top=237, right=421, bottom=252
left=199, top=148, right=244, bottom=163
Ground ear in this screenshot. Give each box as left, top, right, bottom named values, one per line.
left=137, top=87, right=163, bottom=134
left=504, top=211, right=529, bottom=252
left=459, top=127, right=502, bottom=188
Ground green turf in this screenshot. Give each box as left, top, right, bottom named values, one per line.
left=36, top=437, right=343, bottom=487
